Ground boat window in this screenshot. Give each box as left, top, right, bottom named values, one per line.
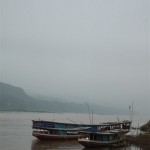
left=109, top=135, right=113, bottom=141
left=103, top=135, right=109, bottom=141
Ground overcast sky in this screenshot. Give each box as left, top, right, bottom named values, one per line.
left=0, top=0, right=150, bottom=114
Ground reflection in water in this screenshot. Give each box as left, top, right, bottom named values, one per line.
left=31, top=139, right=83, bottom=150
left=137, top=144, right=150, bottom=150
left=83, top=147, right=110, bottom=150
left=83, top=146, right=136, bottom=150
left=31, top=140, right=145, bottom=150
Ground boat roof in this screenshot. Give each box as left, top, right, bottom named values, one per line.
left=79, top=129, right=124, bottom=135
left=32, top=120, right=131, bottom=126
left=33, top=126, right=91, bottom=131
left=32, top=120, right=96, bottom=126
left=98, top=120, right=131, bottom=126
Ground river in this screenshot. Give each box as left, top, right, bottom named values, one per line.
left=0, top=111, right=149, bottom=150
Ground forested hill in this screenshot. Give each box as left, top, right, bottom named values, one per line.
left=0, top=82, right=128, bottom=114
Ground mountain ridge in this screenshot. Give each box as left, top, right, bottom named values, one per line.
left=0, top=82, right=129, bottom=114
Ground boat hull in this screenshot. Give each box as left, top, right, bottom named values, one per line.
left=78, top=138, right=124, bottom=148
left=32, top=133, right=80, bottom=140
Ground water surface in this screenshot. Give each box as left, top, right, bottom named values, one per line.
left=0, top=111, right=149, bottom=150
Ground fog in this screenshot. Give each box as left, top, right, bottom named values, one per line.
left=0, top=0, right=150, bottom=114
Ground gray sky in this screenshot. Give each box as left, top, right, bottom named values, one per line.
left=1, top=0, right=150, bottom=114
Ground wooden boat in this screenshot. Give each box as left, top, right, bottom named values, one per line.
left=32, top=120, right=131, bottom=141
left=78, top=120, right=131, bottom=148
left=32, top=120, right=89, bottom=129
left=32, top=126, right=91, bottom=140
left=32, top=120, right=92, bottom=140
left=78, top=130, right=126, bottom=148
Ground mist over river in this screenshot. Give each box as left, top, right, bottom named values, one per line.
left=0, top=111, right=149, bottom=150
